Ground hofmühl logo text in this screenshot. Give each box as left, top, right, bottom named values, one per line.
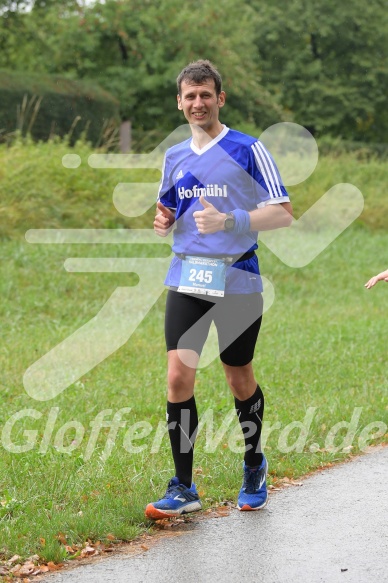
left=178, top=184, right=228, bottom=199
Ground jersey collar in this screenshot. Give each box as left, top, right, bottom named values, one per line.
left=190, top=125, right=229, bottom=155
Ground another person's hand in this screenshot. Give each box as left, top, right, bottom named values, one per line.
left=365, top=269, right=388, bottom=289
left=193, top=195, right=225, bottom=234
left=154, top=201, right=176, bottom=237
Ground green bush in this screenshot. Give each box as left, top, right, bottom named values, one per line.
left=0, top=70, right=120, bottom=145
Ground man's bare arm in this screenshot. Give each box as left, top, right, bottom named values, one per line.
left=249, top=202, right=293, bottom=231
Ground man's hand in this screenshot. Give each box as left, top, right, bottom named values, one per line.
left=365, top=269, right=388, bottom=289
left=154, top=201, right=176, bottom=237
left=193, top=195, right=226, bottom=234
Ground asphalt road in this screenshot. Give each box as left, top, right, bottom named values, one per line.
left=49, top=446, right=388, bottom=583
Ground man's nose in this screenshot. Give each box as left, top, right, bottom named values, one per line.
left=193, top=95, right=204, bottom=108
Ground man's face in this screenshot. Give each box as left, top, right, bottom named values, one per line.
left=177, top=79, right=225, bottom=132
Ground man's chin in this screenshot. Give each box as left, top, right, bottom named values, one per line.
left=189, top=120, right=209, bottom=130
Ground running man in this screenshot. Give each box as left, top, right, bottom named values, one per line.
left=145, top=60, right=293, bottom=519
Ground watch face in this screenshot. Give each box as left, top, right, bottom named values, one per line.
left=225, top=215, right=235, bottom=232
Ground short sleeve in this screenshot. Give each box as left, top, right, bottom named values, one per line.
left=249, top=140, right=290, bottom=207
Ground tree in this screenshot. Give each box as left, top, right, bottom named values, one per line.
left=0, top=0, right=288, bottom=148
left=68, top=0, right=287, bottom=139
left=251, top=0, right=388, bottom=142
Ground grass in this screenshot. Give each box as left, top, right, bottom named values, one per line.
left=0, top=137, right=387, bottom=562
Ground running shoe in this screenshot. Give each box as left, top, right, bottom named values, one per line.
left=145, top=476, right=202, bottom=520
left=237, top=456, right=268, bottom=511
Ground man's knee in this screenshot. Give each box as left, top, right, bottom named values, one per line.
left=168, top=367, right=191, bottom=390
left=223, top=363, right=257, bottom=398
left=167, top=350, right=197, bottom=400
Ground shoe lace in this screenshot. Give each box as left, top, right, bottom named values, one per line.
left=163, top=479, right=187, bottom=499
left=243, top=466, right=263, bottom=494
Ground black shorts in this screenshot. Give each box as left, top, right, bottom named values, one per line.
left=165, top=289, right=263, bottom=367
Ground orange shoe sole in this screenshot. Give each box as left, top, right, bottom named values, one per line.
left=144, top=504, right=177, bottom=520
left=238, top=499, right=268, bottom=511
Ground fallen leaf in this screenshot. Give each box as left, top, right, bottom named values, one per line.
left=154, top=520, right=174, bottom=529
left=17, top=563, right=35, bottom=577
left=80, top=546, right=96, bottom=557
left=8, top=555, right=21, bottom=565
left=140, top=544, right=149, bottom=551
left=39, top=565, right=50, bottom=573
left=106, top=533, right=116, bottom=541
left=47, top=561, right=60, bottom=571
left=65, top=545, right=75, bottom=553
left=39, top=538, right=46, bottom=547
left=56, top=533, right=67, bottom=545
left=10, top=564, right=22, bottom=573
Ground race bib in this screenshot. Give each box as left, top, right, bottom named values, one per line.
left=178, top=256, right=226, bottom=297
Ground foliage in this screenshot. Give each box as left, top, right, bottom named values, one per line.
left=0, top=0, right=288, bottom=149
left=1, top=0, right=387, bottom=144
left=251, top=0, right=388, bottom=141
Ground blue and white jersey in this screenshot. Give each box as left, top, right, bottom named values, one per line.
left=158, top=126, right=290, bottom=293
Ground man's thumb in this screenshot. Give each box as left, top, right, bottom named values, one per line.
left=157, top=201, right=172, bottom=217
left=199, top=195, right=213, bottom=208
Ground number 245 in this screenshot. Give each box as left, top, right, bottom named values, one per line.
left=188, top=269, right=213, bottom=284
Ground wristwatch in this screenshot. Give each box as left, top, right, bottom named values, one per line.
left=224, top=212, right=235, bottom=232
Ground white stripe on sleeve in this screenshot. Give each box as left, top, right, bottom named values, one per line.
left=252, top=141, right=283, bottom=198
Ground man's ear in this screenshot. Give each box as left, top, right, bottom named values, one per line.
left=177, top=94, right=183, bottom=110
left=218, top=91, right=226, bottom=109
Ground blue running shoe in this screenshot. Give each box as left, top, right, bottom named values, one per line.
left=145, top=477, right=202, bottom=520
left=237, top=456, right=268, bottom=511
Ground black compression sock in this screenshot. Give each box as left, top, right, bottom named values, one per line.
left=167, top=396, right=198, bottom=488
left=234, top=384, right=264, bottom=468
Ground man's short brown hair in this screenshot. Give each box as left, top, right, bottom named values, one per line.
left=177, top=60, right=222, bottom=96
